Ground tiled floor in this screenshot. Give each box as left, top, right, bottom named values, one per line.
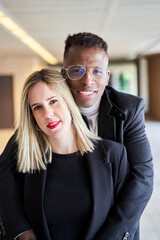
left=140, top=120, right=160, bottom=240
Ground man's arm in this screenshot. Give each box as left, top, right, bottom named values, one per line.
left=0, top=133, right=31, bottom=239
left=96, top=99, right=153, bottom=240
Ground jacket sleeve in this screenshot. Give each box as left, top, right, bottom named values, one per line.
left=96, top=98, right=153, bottom=240
left=0, top=133, right=31, bottom=240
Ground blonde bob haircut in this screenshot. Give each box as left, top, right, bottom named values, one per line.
left=16, top=68, right=100, bottom=173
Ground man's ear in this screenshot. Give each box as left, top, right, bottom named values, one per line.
left=105, top=70, right=110, bottom=86
left=61, top=68, right=66, bottom=79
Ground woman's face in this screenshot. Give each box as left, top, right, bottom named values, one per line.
left=29, top=81, right=73, bottom=142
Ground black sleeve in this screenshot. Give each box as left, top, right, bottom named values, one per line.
left=0, top=133, right=31, bottom=240
left=96, top=99, right=153, bottom=240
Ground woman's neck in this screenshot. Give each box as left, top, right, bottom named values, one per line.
left=50, top=127, right=79, bottom=154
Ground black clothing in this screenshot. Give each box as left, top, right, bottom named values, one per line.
left=0, top=86, right=153, bottom=240
left=44, top=152, right=92, bottom=240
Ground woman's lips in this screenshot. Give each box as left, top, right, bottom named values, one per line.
left=47, top=121, right=60, bottom=129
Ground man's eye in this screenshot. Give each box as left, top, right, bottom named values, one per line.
left=72, top=68, right=81, bottom=73
left=93, top=68, right=103, bottom=74
left=71, top=67, right=84, bottom=74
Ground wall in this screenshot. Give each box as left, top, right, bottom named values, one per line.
left=147, top=54, right=160, bottom=120
left=138, top=58, right=149, bottom=113
left=0, top=56, right=46, bottom=154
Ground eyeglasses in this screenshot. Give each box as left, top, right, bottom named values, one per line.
left=64, top=65, right=108, bottom=81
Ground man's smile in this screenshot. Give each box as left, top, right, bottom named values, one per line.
left=78, top=90, right=96, bottom=97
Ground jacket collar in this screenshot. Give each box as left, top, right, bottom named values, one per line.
left=98, top=86, right=125, bottom=141
left=98, top=90, right=115, bottom=140
left=104, top=86, right=126, bottom=120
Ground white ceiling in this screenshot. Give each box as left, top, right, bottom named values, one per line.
left=0, top=0, right=160, bottom=64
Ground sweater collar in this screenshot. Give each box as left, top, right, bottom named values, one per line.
left=79, top=99, right=101, bottom=117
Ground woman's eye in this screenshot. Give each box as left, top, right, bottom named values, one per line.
left=34, top=105, right=41, bottom=111
left=50, top=99, right=58, bottom=104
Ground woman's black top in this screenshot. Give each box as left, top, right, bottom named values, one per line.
left=44, top=152, right=92, bottom=240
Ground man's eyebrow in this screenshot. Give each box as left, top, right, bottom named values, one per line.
left=31, top=95, right=56, bottom=107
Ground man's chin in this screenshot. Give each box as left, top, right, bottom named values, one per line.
left=76, top=99, right=96, bottom=108
left=72, top=92, right=97, bottom=107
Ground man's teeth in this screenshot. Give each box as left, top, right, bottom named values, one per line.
left=80, top=91, right=93, bottom=95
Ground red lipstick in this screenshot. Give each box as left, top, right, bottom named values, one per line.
left=47, top=121, right=60, bottom=129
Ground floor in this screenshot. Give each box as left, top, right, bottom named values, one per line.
left=140, top=120, right=160, bottom=240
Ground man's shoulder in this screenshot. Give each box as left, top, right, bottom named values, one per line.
left=105, top=86, right=144, bottom=110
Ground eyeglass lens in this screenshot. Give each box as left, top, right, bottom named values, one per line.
left=67, top=66, right=107, bottom=80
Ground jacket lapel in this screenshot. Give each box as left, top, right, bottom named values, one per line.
left=98, top=91, right=116, bottom=141
left=98, top=87, right=126, bottom=143
left=24, top=169, right=51, bottom=240
left=84, top=141, right=113, bottom=240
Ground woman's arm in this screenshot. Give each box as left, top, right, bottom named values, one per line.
left=0, top=134, right=31, bottom=239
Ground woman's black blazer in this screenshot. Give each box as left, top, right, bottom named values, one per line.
left=0, top=137, right=128, bottom=240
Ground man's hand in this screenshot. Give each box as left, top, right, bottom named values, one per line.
left=18, top=229, right=37, bottom=240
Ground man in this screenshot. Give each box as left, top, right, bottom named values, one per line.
left=0, top=32, right=153, bottom=240
left=61, top=32, right=153, bottom=240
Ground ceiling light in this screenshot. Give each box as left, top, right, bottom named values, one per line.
left=0, top=9, right=58, bottom=65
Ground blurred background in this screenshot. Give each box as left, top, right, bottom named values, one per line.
left=0, top=0, right=160, bottom=239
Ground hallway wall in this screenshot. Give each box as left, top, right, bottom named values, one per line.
left=0, top=56, right=45, bottom=154
left=147, top=54, right=160, bottom=120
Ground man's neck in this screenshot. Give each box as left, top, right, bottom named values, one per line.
left=79, top=99, right=101, bottom=117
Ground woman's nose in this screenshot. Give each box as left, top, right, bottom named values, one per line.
left=44, top=107, right=53, bottom=118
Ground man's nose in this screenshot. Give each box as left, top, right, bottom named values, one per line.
left=81, top=69, right=94, bottom=86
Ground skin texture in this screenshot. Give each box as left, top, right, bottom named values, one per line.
left=18, top=229, right=36, bottom=240
left=63, top=47, right=110, bottom=108
left=29, top=81, right=78, bottom=154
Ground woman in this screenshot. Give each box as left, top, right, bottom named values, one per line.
left=0, top=68, right=128, bottom=240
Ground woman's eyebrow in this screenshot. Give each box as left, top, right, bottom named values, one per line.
left=30, top=96, right=56, bottom=107
left=46, top=95, right=57, bottom=101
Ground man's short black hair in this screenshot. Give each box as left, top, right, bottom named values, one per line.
left=64, top=32, right=108, bottom=58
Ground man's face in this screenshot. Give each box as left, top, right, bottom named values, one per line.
left=63, top=47, right=109, bottom=108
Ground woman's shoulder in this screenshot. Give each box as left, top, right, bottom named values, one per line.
left=97, top=138, right=125, bottom=151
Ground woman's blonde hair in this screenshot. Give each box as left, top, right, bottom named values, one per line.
left=16, top=68, right=100, bottom=173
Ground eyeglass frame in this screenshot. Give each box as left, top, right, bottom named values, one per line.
left=62, top=65, right=109, bottom=81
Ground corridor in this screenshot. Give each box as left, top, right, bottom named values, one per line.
left=140, top=120, right=160, bottom=240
